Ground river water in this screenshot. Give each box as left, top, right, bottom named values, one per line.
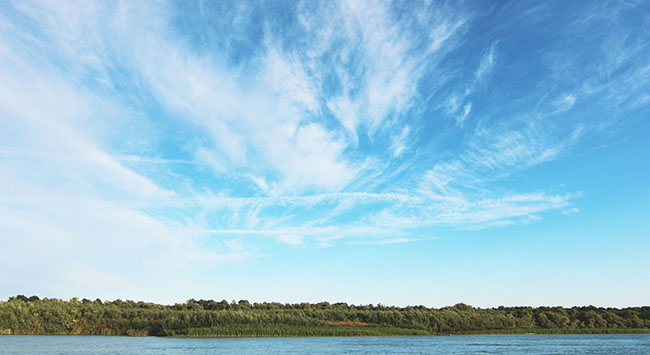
left=1, top=334, right=649, bottom=354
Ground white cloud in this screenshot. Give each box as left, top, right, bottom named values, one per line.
left=562, top=207, right=580, bottom=215
left=0, top=5, right=246, bottom=301
left=261, top=47, right=320, bottom=113
left=445, top=94, right=461, bottom=116
left=0, top=1, right=586, bottom=240
left=390, top=126, right=411, bottom=158
left=348, top=237, right=418, bottom=246
left=0, top=154, right=239, bottom=301
left=327, top=95, right=362, bottom=142
left=428, top=20, right=466, bottom=53
left=445, top=42, right=497, bottom=124
left=276, top=234, right=304, bottom=246
left=264, top=123, right=361, bottom=192
left=0, top=0, right=602, bottom=301
left=464, top=121, right=565, bottom=175
left=315, top=0, right=467, bottom=137
left=0, top=52, right=170, bottom=201
left=475, top=42, right=497, bottom=80
left=457, top=103, right=472, bottom=125
left=108, top=3, right=368, bottom=193
left=251, top=176, right=270, bottom=191
left=554, top=94, right=577, bottom=112
left=395, top=119, right=580, bottom=229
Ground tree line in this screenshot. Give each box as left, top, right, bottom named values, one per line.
left=1, top=295, right=649, bottom=336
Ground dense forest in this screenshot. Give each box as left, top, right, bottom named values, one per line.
left=1, top=295, right=649, bottom=337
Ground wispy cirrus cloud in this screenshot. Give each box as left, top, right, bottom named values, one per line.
left=553, top=94, right=576, bottom=113
left=475, top=42, right=497, bottom=81
left=444, top=41, right=498, bottom=125
left=317, top=0, right=467, bottom=142
left=1, top=0, right=648, bottom=302
left=0, top=0, right=595, bottom=246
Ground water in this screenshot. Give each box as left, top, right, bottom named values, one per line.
left=1, top=334, right=649, bottom=354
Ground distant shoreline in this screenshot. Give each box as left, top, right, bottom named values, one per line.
left=172, top=328, right=650, bottom=337
left=3, top=329, right=650, bottom=338
left=2, top=296, right=649, bottom=338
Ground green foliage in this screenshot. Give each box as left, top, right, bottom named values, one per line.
left=1, top=296, right=649, bottom=337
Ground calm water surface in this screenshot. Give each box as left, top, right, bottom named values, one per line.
left=1, top=334, right=649, bottom=354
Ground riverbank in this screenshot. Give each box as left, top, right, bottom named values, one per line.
left=4, top=326, right=650, bottom=337
left=2, top=296, right=649, bottom=337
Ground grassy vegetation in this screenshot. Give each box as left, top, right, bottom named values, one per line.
left=177, top=324, right=431, bottom=337
left=436, top=328, right=650, bottom=335
left=1, top=295, right=649, bottom=337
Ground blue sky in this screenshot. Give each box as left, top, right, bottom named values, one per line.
left=0, top=0, right=649, bottom=307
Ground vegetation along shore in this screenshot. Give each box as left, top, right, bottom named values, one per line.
left=1, top=296, right=649, bottom=337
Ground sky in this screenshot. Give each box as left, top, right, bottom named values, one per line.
left=0, top=0, right=649, bottom=308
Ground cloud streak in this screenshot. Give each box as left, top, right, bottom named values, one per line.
left=1, top=0, right=648, bottom=302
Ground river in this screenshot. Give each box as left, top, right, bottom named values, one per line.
left=1, top=334, right=649, bottom=354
